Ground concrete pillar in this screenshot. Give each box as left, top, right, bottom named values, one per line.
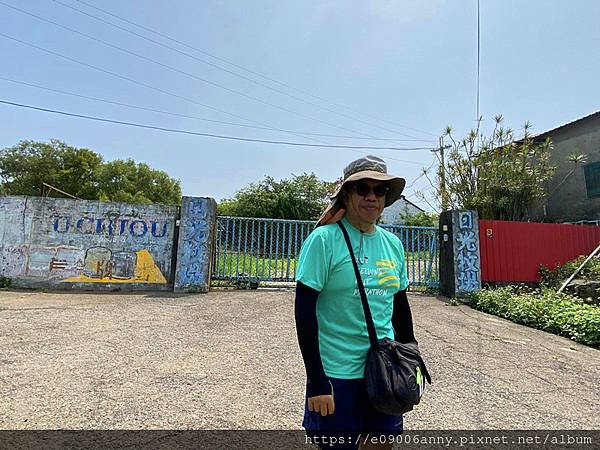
left=174, top=196, right=217, bottom=293
left=439, top=210, right=482, bottom=298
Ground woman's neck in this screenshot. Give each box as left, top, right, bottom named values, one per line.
left=344, top=213, right=375, bottom=233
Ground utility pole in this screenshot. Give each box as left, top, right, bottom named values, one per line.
left=432, top=137, right=449, bottom=211
left=439, top=136, right=448, bottom=211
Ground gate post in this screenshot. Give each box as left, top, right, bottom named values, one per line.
left=174, top=196, right=217, bottom=293
left=439, top=210, right=482, bottom=298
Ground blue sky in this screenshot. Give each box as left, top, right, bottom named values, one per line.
left=1, top=0, right=599, bottom=209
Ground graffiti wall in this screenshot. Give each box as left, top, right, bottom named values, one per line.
left=174, top=196, right=217, bottom=293
left=439, top=209, right=482, bottom=298
left=453, top=210, right=482, bottom=294
left=0, top=196, right=179, bottom=290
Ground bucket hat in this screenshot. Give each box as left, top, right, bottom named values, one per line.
left=316, top=155, right=405, bottom=227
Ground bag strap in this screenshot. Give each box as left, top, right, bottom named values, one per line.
left=337, top=221, right=380, bottom=351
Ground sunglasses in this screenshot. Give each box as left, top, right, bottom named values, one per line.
left=351, top=182, right=389, bottom=197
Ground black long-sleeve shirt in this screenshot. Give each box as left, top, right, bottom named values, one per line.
left=294, top=282, right=416, bottom=397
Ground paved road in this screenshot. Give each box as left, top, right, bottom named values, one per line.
left=1, top=289, right=598, bottom=430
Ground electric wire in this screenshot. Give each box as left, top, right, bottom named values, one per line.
left=1, top=1, right=405, bottom=142
left=404, top=161, right=436, bottom=191
left=54, top=0, right=437, bottom=140
left=0, top=32, right=438, bottom=165
left=0, top=99, right=430, bottom=159
left=0, top=31, right=335, bottom=147
left=0, top=76, right=431, bottom=143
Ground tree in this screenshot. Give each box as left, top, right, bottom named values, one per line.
left=218, top=173, right=336, bottom=220
left=97, top=159, right=181, bottom=205
left=0, top=139, right=181, bottom=204
left=428, top=116, right=558, bottom=221
left=400, top=211, right=438, bottom=227
left=0, top=139, right=103, bottom=199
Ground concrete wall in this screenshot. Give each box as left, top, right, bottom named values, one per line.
left=530, top=115, right=600, bottom=221
left=174, top=197, right=217, bottom=293
left=0, top=196, right=179, bottom=290
left=439, top=210, right=482, bottom=298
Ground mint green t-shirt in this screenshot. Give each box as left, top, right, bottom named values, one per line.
left=295, top=216, right=409, bottom=379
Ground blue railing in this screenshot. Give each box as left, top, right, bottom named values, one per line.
left=212, top=216, right=438, bottom=288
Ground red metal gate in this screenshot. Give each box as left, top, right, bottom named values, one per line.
left=479, top=220, right=600, bottom=282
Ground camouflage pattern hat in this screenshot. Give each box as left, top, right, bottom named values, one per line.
left=316, top=155, right=406, bottom=227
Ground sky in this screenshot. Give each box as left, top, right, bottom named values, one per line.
left=0, top=0, right=599, bottom=210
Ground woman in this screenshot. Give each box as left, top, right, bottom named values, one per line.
left=294, top=155, right=418, bottom=450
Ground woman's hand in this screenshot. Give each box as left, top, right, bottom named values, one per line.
left=308, top=394, right=335, bottom=416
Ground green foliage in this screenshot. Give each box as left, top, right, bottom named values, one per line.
left=96, top=159, right=181, bottom=205
left=0, top=276, right=12, bottom=288
left=0, top=140, right=181, bottom=205
left=439, top=116, right=556, bottom=220
left=218, top=173, right=336, bottom=220
left=539, top=256, right=600, bottom=289
left=400, top=211, right=438, bottom=227
left=469, top=286, right=600, bottom=348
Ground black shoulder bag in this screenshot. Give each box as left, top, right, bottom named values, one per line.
left=337, top=221, right=432, bottom=415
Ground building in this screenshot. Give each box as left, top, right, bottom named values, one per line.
left=529, top=111, right=600, bottom=222
left=381, top=195, right=425, bottom=224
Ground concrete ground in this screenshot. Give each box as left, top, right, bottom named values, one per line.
left=0, top=289, right=599, bottom=430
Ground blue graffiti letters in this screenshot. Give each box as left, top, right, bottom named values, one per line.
left=52, top=216, right=168, bottom=238
left=129, top=220, right=148, bottom=237
left=76, top=217, right=95, bottom=234
left=151, top=221, right=168, bottom=237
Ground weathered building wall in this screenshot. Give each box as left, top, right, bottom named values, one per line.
left=529, top=114, right=600, bottom=221
left=381, top=197, right=424, bottom=224
left=0, top=196, right=179, bottom=290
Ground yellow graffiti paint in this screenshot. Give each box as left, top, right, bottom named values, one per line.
left=63, top=249, right=166, bottom=283
left=134, top=249, right=167, bottom=283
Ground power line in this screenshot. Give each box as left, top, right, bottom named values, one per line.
left=0, top=31, right=334, bottom=147
left=1, top=1, right=406, bottom=142
left=0, top=99, right=431, bottom=159
left=0, top=31, right=435, bottom=167
left=404, top=161, right=436, bottom=191
left=0, top=76, right=432, bottom=143
left=54, top=0, right=438, bottom=139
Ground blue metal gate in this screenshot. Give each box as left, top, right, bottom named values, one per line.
left=212, top=216, right=439, bottom=288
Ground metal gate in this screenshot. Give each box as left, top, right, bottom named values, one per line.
left=212, top=216, right=439, bottom=288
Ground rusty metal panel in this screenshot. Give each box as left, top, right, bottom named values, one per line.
left=479, top=220, right=600, bottom=282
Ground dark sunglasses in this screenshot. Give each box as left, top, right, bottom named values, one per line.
left=351, top=182, right=389, bottom=197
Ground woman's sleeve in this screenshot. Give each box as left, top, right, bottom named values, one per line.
left=295, top=230, right=330, bottom=292
left=294, top=282, right=331, bottom=397
left=392, top=289, right=417, bottom=344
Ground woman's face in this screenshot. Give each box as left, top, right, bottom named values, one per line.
left=343, top=179, right=387, bottom=228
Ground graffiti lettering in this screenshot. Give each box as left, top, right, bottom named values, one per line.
left=129, top=220, right=148, bottom=237
left=53, top=217, right=71, bottom=233
left=454, top=211, right=481, bottom=294
left=52, top=216, right=169, bottom=238
left=455, top=230, right=478, bottom=252
left=151, top=221, right=167, bottom=237
left=76, top=217, right=95, bottom=234
left=459, top=211, right=473, bottom=229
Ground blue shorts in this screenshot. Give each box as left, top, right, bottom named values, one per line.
left=302, top=377, right=403, bottom=450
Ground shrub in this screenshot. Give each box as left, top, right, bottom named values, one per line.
left=0, top=276, right=12, bottom=288
left=539, top=256, right=600, bottom=289
left=469, top=286, right=600, bottom=348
